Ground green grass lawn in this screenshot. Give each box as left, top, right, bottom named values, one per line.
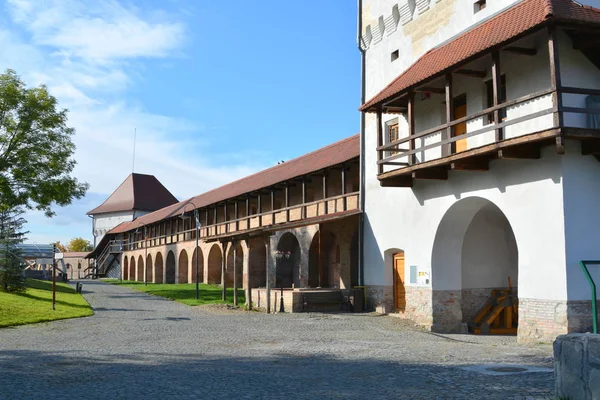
left=102, top=280, right=245, bottom=306
left=0, top=279, right=93, bottom=328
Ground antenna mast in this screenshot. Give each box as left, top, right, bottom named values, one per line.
left=132, top=128, right=137, bottom=173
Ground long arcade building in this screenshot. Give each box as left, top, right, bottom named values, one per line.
left=91, top=135, right=360, bottom=312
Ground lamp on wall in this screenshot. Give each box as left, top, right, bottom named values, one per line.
left=274, top=250, right=291, bottom=312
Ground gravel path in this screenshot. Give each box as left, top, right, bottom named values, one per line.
left=0, top=280, right=554, bottom=399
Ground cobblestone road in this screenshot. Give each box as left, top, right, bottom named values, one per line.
left=0, top=280, right=554, bottom=399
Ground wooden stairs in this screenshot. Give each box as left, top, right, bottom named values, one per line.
left=468, top=279, right=518, bottom=335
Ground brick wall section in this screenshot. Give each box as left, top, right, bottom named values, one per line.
left=432, top=290, right=465, bottom=333
left=519, top=298, right=569, bottom=343
left=365, top=285, right=393, bottom=313
left=404, top=286, right=433, bottom=327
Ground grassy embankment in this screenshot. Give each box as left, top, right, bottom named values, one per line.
left=0, top=279, right=93, bottom=328
left=102, top=279, right=245, bottom=306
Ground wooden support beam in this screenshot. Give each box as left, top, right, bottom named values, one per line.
left=581, top=140, right=600, bottom=155
left=408, top=91, right=416, bottom=165
left=445, top=74, right=453, bottom=156
left=415, top=86, right=445, bottom=94
left=322, top=172, right=328, bottom=214
left=548, top=26, right=564, bottom=129
left=301, top=177, right=306, bottom=219
left=492, top=50, right=503, bottom=142
left=498, top=147, right=541, bottom=159
left=502, top=46, right=537, bottom=56
left=455, top=69, right=486, bottom=78
left=412, top=167, right=448, bottom=180
left=341, top=167, right=346, bottom=211
left=379, top=176, right=413, bottom=187
left=377, top=107, right=384, bottom=175
left=451, top=159, right=489, bottom=171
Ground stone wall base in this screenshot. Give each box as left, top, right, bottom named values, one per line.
left=364, top=285, right=393, bottom=314
left=554, top=333, right=600, bottom=399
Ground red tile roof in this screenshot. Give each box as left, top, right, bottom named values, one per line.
left=87, top=173, right=178, bottom=215
left=108, top=134, right=360, bottom=234
left=360, top=0, right=600, bottom=112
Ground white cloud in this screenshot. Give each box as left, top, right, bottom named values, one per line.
left=0, top=0, right=268, bottom=244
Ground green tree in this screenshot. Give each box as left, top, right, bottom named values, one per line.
left=0, top=69, right=88, bottom=216
left=67, top=237, right=93, bottom=252
left=0, top=208, right=27, bottom=292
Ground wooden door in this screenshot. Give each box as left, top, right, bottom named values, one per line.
left=393, top=252, right=406, bottom=312
left=453, top=104, right=467, bottom=153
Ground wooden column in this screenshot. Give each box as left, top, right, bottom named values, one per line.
left=492, top=50, right=503, bottom=141
left=301, top=177, right=306, bottom=219
left=377, top=106, right=384, bottom=174
left=257, top=193, right=262, bottom=226
left=234, top=201, right=239, bottom=232
left=341, top=167, right=346, bottom=210
left=224, top=202, right=228, bottom=233
left=271, top=189, right=275, bottom=223
left=445, top=73, right=454, bottom=155
left=205, top=210, right=209, bottom=233
left=246, top=195, right=250, bottom=219
left=548, top=25, right=564, bottom=154
left=233, top=241, right=238, bottom=306
left=221, top=241, right=227, bottom=301
left=322, top=171, right=328, bottom=215
left=408, top=91, right=416, bottom=164
left=284, top=183, right=289, bottom=222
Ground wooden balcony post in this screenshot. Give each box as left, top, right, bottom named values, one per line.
left=322, top=171, right=328, bottom=215
left=492, top=50, right=503, bottom=141
left=213, top=206, right=217, bottom=235
left=205, top=209, right=209, bottom=237
left=377, top=106, right=384, bottom=174
left=548, top=25, right=564, bottom=138
left=285, top=183, right=289, bottom=222
left=234, top=201, right=239, bottom=232
left=341, top=166, right=346, bottom=211
left=224, top=202, right=228, bottom=233
left=445, top=73, right=454, bottom=155
left=301, top=177, right=306, bottom=219
left=408, top=91, right=415, bottom=164
left=257, top=193, right=262, bottom=226
left=271, top=189, right=275, bottom=223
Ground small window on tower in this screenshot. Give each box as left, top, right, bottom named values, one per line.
left=474, top=0, right=486, bottom=13
left=391, top=50, right=399, bottom=62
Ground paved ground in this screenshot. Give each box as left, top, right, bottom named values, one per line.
left=0, top=280, right=554, bottom=399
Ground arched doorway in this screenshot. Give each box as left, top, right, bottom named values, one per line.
left=308, top=231, right=339, bottom=288
left=248, top=237, right=267, bottom=288
left=276, top=233, right=301, bottom=288
left=207, top=245, right=222, bottom=284
left=165, top=251, right=176, bottom=284
left=154, top=252, right=164, bottom=283
left=178, top=250, right=189, bottom=284
left=191, top=247, right=204, bottom=284
left=130, top=257, right=136, bottom=282
left=146, top=254, right=153, bottom=284
left=123, top=257, right=129, bottom=280
left=431, top=197, right=518, bottom=333
left=137, top=255, right=144, bottom=282
left=226, top=242, right=243, bottom=287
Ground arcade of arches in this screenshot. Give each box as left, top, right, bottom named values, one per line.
left=120, top=215, right=359, bottom=311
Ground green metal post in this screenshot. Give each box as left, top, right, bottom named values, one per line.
left=579, top=260, right=600, bottom=334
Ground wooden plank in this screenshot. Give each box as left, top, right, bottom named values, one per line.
left=451, top=159, right=490, bottom=171
left=445, top=74, right=453, bottom=157
left=377, top=107, right=384, bottom=175
left=455, top=69, right=486, bottom=78
left=498, top=146, right=541, bottom=159
left=488, top=328, right=517, bottom=335
left=502, top=46, right=537, bottom=56
left=408, top=91, right=416, bottom=165
left=560, top=86, right=600, bottom=96
left=412, top=167, right=448, bottom=180
left=548, top=26, right=564, bottom=130
left=492, top=50, right=503, bottom=142
left=379, top=176, right=413, bottom=187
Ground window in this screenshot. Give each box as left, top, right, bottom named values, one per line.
left=391, top=50, right=399, bottom=62
left=485, top=75, right=507, bottom=124
left=474, top=0, right=486, bottom=13
left=386, top=119, right=400, bottom=156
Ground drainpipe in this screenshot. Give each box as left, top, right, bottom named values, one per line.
left=357, top=0, right=367, bottom=286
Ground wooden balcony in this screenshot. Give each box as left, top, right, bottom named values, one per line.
left=126, top=191, right=360, bottom=250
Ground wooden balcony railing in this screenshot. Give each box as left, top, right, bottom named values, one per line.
left=126, top=191, right=360, bottom=250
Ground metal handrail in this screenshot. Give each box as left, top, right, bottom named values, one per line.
left=579, top=260, right=600, bottom=334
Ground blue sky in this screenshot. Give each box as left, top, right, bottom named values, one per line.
left=0, top=0, right=360, bottom=245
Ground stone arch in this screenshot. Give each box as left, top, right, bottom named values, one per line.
left=207, top=244, right=222, bottom=284
left=154, top=252, right=164, bottom=283
left=248, top=237, right=267, bottom=288
left=146, top=254, right=153, bottom=283
left=226, top=242, right=244, bottom=287
left=123, top=256, right=129, bottom=280
left=308, top=231, right=339, bottom=288
left=431, top=197, right=518, bottom=333
left=178, top=249, right=189, bottom=284
left=276, top=232, right=301, bottom=288
left=165, top=251, right=176, bottom=284
left=137, top=255, right=144, bottom=282
left=130, top=256, right=136, bottom=282
left=191, top=247, right=204, bottom=284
